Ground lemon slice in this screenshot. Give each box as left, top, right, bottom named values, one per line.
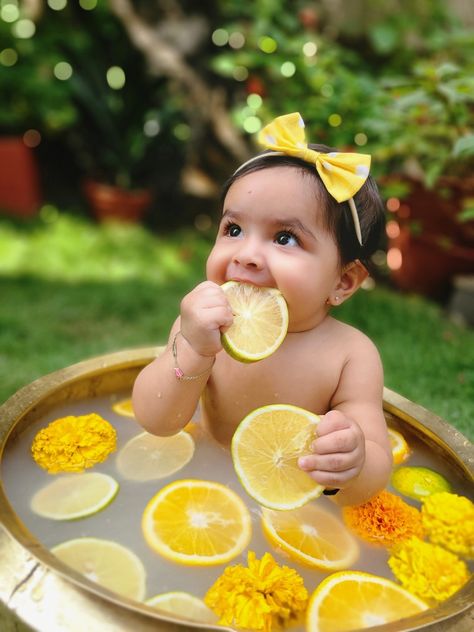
left=306, top=570, right=428, bottom=632
left=221, top=281, right=288, bottom=362
left=31, top=472, right=119, bottom=520
left=112, top=398, right=135, bottom=418
left=388, top=427, right=410, bottom=465
left=231, top=403, right=323, bottom=510
left=146, top=591, right=218, bottom=623
left=142, top=479, right=251, bottom=566
left=116, top=430, right=195, bottom=481
left=262, top=504, right=359, bottom=570
left=391, top=466, right=451, bottom=501
left=51, top=537, right=146, bottom=601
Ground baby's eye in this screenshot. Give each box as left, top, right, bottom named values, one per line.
left=225, top=223, right=242, bottom=237
left=275, top=231, right=298, bottom=246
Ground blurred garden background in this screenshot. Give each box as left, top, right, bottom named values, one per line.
left=0, top=0, right=473, bottom=439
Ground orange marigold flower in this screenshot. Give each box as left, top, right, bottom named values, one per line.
left=31, top=413, right=116, bottom=473
left=389, top=536, right=470, bottom=603
left=204, top=551, right=308, bottom=631
left=343, top=490, right=424, bottom=547
left=421, top=492, right=474, bottom=558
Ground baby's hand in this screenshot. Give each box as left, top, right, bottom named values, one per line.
left=298, top=410, right=366, bottom=489
left=180, top=281, right=234, bottom=357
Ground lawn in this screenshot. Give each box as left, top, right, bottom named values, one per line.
left=1, top=213, right=473, bottom=440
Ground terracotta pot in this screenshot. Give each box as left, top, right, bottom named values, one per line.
left=0, top=137, right=41, bottom=217
left=386, top=176, right=474, bottom=299
left=83, top=180, right=152, bottom=222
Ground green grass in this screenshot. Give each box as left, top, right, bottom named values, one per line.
left=1, top=212, right=473, bottom=440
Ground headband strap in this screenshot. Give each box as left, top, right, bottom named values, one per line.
left=235, top=112, right=370, bottom=246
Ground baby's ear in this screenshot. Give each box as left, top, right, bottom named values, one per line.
left=329, top=260, right=368, bottom=306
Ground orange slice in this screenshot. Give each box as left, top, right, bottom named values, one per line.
left=306, top=570, right=428, bottom=632
left=112, top=398, right=135, bottom=418
left=146, top=591, right=218, bottom=623
left=262, top=504, right=359, bottom=570
left=388, top=428, right=410, bottom=465
left=142, top=479, right=251, bottom=566
left=231, top=404, right=323, bottom=510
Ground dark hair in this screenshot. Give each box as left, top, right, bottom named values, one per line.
left=220, top=144, right=385, bottom=269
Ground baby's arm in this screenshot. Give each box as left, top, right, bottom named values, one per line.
left=132, top=281, right=233, bottom=436
left=298, top=335, right=392, bottom=506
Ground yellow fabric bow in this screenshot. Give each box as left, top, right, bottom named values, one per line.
left=257, top=112, right=371, bottom=203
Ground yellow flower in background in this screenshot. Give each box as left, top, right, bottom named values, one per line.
left=31, top=413, right=116, bottom=473
left=421, top=492, right=474, bottom=558
left=343, top=490, right=424, bottom=547
left=388, top=536, right=470, bottom=603
left=204, top=551, right=308, bottom=631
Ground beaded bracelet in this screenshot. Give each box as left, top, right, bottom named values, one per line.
left=172, top=331, right=215, bottom=381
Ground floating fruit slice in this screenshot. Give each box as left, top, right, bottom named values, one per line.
left=221, top=281, right=289, bottom=362
left=391, top=466, right=451, bottom=501
left=142, top=479, right=251, bottom=566
left=231, top=403, right=323, bottom=510
left=146, top=591, right=218, bottom=623
left=112, top=398, right=135, bottom=418
left=31, top=472, right=119, bottom=520
left=388, top=427, right=410, bottom=465
left=116, top=431, right=195, bottom=482
left=306, top=570, right=428, bottom=632
left=262, top=504, right=359, bottom=570
left=51, top=537, right=146, bottom=601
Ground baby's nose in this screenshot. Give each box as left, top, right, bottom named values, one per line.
left=233, top=238, right=264, bottom=268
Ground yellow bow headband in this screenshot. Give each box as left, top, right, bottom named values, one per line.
left=235, top=112, right=371, bottom=245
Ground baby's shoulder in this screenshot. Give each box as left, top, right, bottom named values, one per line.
left=326, top=317, right=380, bottom=357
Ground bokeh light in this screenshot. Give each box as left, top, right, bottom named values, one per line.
left=47, top=0, right=68, bottom=10
left=354, top=132, right=368, bottom=146
left=243, top=116, right=261, bottom=133
left=321, top=83, right=333, bottom=97
left=302, top=42, right=317, bottom=57
left=79, top=0, right=98, bottom=9
left=386, top=197, right=401, bottom=212
left=12, top=19, right=35, bottom=38
left=173, top=123, right=191, bottom=141
left=328, top=113, right=342, bottom=127
left=23, top=129, right=41, bottom=148
left=258, top=36, right=277, bottom=53
left=1, top=4, right=20, bottom=22
left=106, top=66, right=126, bottom=90
left=386, top=220, right=401, bottom=239
left=233, top=66, right=248, bottom=81
left=212, top=28, right=229, bottom=46
left=0, top=48, right=18, bottom=66
left=280, top=61, right=296, bottom=77
left=246, top=93, right=262, bottom=109
left=54, top=61, right=73, bottom=80
left=228, top=32, right=245, bottom=49
left=143, top=119, right=160, bottom=137
left=387, top=247, right=403, bottom=270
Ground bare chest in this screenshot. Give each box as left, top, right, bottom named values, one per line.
left=201, top=340, right=343, bottom=445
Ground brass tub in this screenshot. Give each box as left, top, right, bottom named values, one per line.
left=0, top=347, right=473, bottom=632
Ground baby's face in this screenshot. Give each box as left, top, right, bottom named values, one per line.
left=206, top=166, right=343, bottom=332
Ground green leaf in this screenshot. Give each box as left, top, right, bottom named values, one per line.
left=453, top=135, right=474, bottom=159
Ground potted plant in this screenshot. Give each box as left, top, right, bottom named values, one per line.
left=366, top=39, right=474, bottom=299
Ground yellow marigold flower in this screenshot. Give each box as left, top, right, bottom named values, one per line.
left=389, top=536, right=470, bottom=603
left=204, top=551, right=308, bottom=631
left=343, top=490, right=424, bottom=547
left=421, top=492, right=474, bottom=558
left=31, top=413, right=116, bottom=473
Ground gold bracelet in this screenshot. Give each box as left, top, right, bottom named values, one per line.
left=172, top=331, right=215, bottom=381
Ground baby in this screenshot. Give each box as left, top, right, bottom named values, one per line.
left=133, top=113, right=392, bottom=506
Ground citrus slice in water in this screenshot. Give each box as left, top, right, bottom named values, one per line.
left=391, top=466, right=451, bottom=501
left=112, top=398, right=135, bottom=418
left=231, top=403, right=323, bottom=510
left=262, top=504, right=359, bottom=570
left=388, top=427, right=410, bottom=465
left=142, top=479, right=251, bottom=566
left=146, top=591, right=218, bottom=623
left=221, top=281, right=288, bottom=362
left=51, top=537, right=146, bottom=601
left=116, top=431, right=195, bottom=482
left=306, top=570, right=428, bottom=632
left=31, top=472, right=119, bottom=520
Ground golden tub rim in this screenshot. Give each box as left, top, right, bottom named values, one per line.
left=0, top=346, right=473, bottom=632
